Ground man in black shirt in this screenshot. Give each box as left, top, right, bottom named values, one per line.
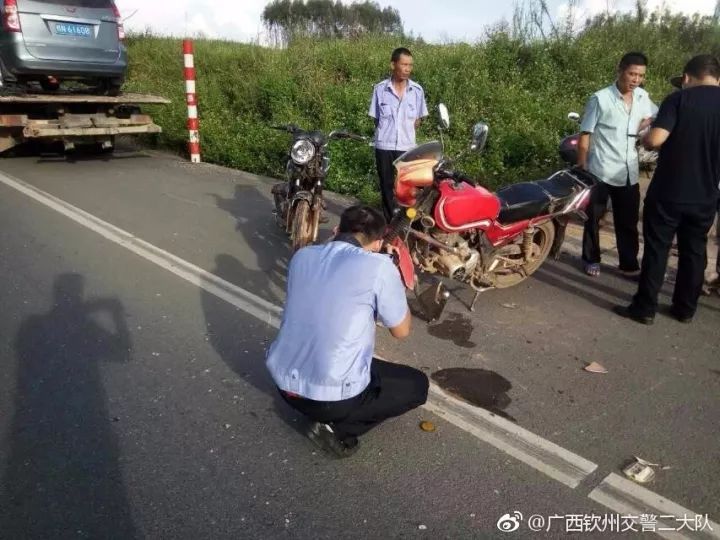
left=614, top=55, right=720, bottom=324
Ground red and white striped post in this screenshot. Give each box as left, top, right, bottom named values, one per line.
left=183, top=39, right=201, bottom=163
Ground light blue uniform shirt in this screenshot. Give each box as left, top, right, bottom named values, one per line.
left=266, top=239, right=408, bottom=402
left=580, top=84, right=657, bottom=187
left=369, top=78, right=429, bottom=152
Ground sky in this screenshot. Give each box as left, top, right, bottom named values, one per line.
left=115, top=0, right=718, bottom=44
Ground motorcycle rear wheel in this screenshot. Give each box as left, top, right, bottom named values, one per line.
left=291, top=200, right=314, bottom=252
left=492, top=221, right=556, bottom=288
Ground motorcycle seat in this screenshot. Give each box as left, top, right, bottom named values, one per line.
left=534, top=171, right=578, bottom=199
left=496, top=182, right=551, bottom=224
left=496, top=170, right=587, bottom=224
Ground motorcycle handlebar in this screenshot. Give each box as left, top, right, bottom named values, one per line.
left=270, top=124, right=299, bottom=133
left=329, top=130, right=368, bottom=142
left=454, top=171, right=478, bottom=187
left=434, top=164, right=479, bottom=187
left=272, top=125, right=369, bottom=142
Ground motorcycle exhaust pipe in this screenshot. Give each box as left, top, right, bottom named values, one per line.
left=406, top=228, right=458, bottom=254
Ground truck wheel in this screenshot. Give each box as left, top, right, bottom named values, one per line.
left=103, top=78, right=123, bottom=96
left=40, top=78, right=60, bottom=92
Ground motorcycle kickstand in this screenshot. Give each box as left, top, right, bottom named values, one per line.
left=468, top=286, right=493, bottom=312
left=414, top=279, right=449, bottom=324
left=469, top=291, right=481, bottom=312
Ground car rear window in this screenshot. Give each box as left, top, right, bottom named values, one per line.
left=33, top=0, right=113, bottom=6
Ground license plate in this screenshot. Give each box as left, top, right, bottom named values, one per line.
left=54, top=22, right=91, bottom=37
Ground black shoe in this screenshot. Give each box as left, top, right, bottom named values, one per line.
left=306, top=422, right=359, bottom=459
left=669, top=306, right=693, bottom=324
left=612, top=305, right=654, bottom=325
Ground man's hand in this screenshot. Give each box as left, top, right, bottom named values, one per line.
left=383, top=242, right=399, bottom=256
left=577, top=132, right=591, bottom=170
left=382, top=242, right=400, bottom=264
left=638, top=116, right=653, bottom=133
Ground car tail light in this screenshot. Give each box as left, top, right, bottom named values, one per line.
left=3, top=0, right=21, bottom=32
left=111, top=2, right=125, bottom=40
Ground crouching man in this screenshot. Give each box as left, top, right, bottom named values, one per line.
left=266, top=205, right=428, bottom=458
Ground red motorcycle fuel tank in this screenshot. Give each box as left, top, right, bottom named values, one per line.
left=433, top=180, right=501, bottom=232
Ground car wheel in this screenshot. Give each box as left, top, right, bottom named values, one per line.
left=40, top=77, right=60, bottom=92
left=103, top=78, right=123, bottom=96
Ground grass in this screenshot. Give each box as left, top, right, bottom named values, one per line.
left=124, top=11, right=720, bottom=202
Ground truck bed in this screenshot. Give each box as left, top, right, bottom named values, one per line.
left=0, top=92, right=171, bottom=105
left=0, top=92, right=170, bottom=153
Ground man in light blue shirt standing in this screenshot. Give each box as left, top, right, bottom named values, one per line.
left=266, top=205, right=428, bottom=458
left=369, top=47, right=429, bottom=220
left=578, top=52, right=657, bottom=278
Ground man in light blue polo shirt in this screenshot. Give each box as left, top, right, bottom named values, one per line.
left=266, top=205, right=428, bottom=458
left=369, top=47, right=429, bottom=220
left=578, top=52, right=657, bottom=278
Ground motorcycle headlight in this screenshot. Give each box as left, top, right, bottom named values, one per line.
left=291, top=139, right=315, bottom=165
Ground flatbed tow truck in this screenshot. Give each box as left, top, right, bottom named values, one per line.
left=0, top=92, right=170, bottom=154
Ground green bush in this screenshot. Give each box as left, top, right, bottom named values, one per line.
left=125, top=11, right=719, bottom=202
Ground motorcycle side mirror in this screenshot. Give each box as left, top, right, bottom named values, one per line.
left=470, top=122, right=489, bottom=152
left=438, top=103, right=450, bottom=130
left=567, top=112, right=580, bottom=122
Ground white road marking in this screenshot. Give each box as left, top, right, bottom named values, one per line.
left=0, top=172, right=281, bottom=328
left=425, top=384, right=596, bottom=488
left=2, top=170, right=716, bottom=533
left=589, top=474, right=720, bottom=539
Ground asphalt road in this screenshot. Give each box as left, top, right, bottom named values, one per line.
left=0, top=146, right=717, bottom=539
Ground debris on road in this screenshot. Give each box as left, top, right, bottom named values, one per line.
left=500, top=303, right=518, bottom=309
left=623, top=455, right=672, bottom=484
left=623, top=460, right=655, bottom=483
left=584, top=361, right=608, bottom=374
left=419, top=421, right=436, bottom=432
left=634, top=455, right=672, bottom=470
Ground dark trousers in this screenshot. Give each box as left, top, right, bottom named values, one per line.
left=281, top=359, right=429, bottom=440
left=375, top=149, right=404, bottom=221
left=632, top=198, right=717, bottom=318
left=582, top=181, right=641, bottom=271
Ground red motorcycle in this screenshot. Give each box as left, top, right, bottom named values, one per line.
left=385, top=109, right=598, bottom=321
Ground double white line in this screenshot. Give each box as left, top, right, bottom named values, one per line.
left=1, top=170, right=717, bottom=539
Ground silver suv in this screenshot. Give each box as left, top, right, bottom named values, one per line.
left=0, top=0, right=127, bottom=94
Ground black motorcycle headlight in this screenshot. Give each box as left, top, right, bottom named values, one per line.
left=291, top=139, right=315, bottom=165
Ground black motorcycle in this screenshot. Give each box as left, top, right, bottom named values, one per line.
left=271, top=124, right=367, bottom=251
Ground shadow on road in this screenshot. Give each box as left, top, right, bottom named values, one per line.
left=209, top=184, right=290, bottom=304
left=200, top=254, right=307, bottom=438
left=536, top=255, right=720, bottom=316
left=1, top=273, right=137, bottom=539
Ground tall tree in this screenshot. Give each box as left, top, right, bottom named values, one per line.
left=263, top=0, right=403, bottom=45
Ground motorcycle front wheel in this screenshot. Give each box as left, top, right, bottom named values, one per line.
left=291, top=200, right=315, bottom=252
